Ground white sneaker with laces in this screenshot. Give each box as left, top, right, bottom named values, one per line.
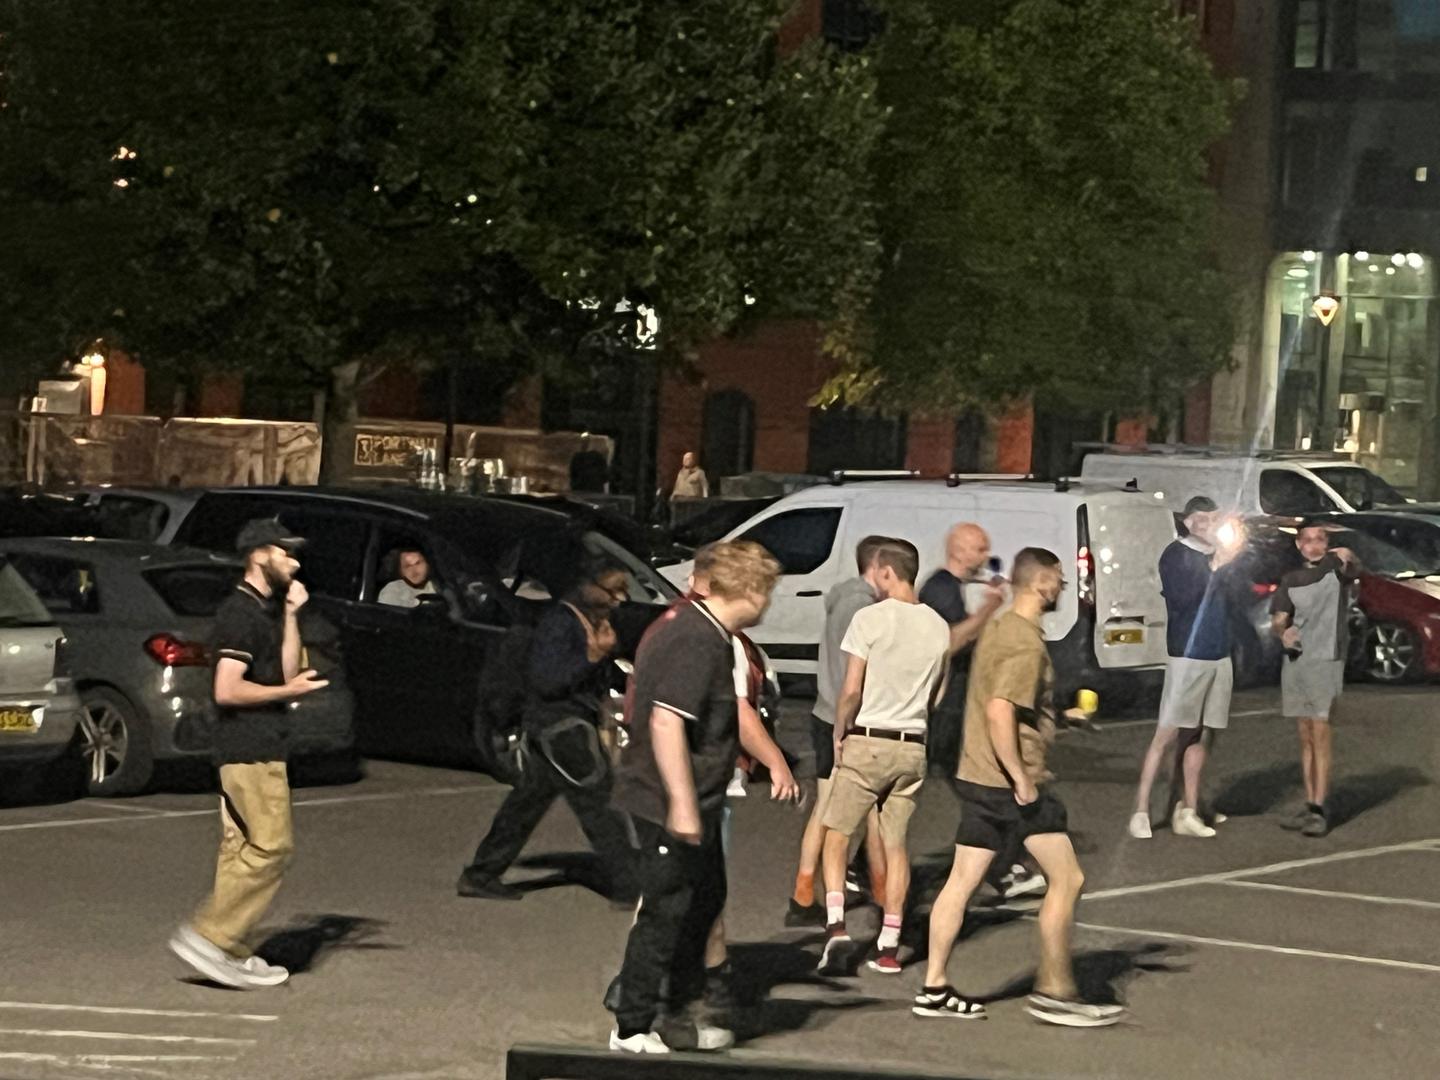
left=1127, top=812, right=1152, bottom=839
left=1002, top=866, right=1047, bottom=900
left=609, top=1030, right=671, bottom=1054
left=167, top=926, right=249, bottom=989
left=1172, top=807, right=1217, bottom=838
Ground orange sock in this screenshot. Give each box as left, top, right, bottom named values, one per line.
left=792, top=870, right=816, bottom=907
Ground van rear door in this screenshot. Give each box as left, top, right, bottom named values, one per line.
left=1086, top=493, right=1174, bottom=669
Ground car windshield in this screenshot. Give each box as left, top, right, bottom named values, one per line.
left=1330, top=530, right=1418, bottom=577
left=0, top=560, right=55, bottom=626
left=1313, top=467, right=1408, bottom=510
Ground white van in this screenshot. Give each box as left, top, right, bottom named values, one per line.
left=1079, top=451, right=1411, bottom=517
left=662, top=479, right=1178, bottom=701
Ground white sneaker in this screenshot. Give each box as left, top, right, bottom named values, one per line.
left=167, top=926, right=249, bottom=989
left=1212, top=812, right=1228, bottom=825
left=1127, top=812, right=1152, bottom=839
left=236, top=954, right=290, bottom=987
left=609, top=1030, right=671, bottom=1054
left=725, top=768, right=748, bottom=798
left=1002, top=867, right=1048, bottom=900
left=1172, top=807, right=1216, bottom=838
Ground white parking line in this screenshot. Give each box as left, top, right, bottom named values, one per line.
left=1095, top=708, right=1274, bottom=731
left=0, top=784, right=494, bottom=834
left=0, top=1001, right=277, bottom=1023
left=1221, top=879, right=1440, bottom=910
left=0, top=1052, right=235, bottom=1063
left=0, top=1027, right=255, bottom=1045
left=88, top=800, right=170, bottom=815
left=1075, top=920, right=1440, bottom=974
left=1084, top=838, right=1438, bottom=901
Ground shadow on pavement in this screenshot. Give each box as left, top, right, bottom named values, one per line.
left=727, top=939, right=885, bottom=1040
left=256, top=913, right=395, bottom=974
left=1212, top=762, right=1300, bottom=817
left=1327, top=766, right=1429, bottom=829
left=980, top=941, right=1190, bottom=1006
left=515, top=851, right=636, bottom=904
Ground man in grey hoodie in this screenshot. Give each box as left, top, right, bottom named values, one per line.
left=785, top=536, right=889, bottom=925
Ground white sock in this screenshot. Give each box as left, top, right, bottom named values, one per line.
left=877, top=914, right=901, bottom=950
left=825, top=891, right=845, bottom=927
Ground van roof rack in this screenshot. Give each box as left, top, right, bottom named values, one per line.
left=1076, top=442, right=1352, bottom=462
left=825, top=469, right=1038, bottom=487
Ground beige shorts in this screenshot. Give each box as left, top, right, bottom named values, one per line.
left=821, top=734, right=927, bottom=846
left=1158, top=657, right=1234, bottom=730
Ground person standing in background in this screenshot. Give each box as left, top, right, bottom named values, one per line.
left=671, top=451, right=709, bottom=501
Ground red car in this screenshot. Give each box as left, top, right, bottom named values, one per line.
left=1329, top=514, right=1440, bottom=683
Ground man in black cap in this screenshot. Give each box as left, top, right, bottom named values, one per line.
left=169, top=519, right=329, bottom=989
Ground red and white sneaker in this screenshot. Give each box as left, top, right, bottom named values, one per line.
left=866, top=946, right=902, bottom=974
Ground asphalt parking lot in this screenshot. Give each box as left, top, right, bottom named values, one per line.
left=1, top=683, right=1438, bottom=1079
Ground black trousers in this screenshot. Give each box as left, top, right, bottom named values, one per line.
left=466, top=750, right=631, bottom=884
left=613, top=813, right=728, bottom=1037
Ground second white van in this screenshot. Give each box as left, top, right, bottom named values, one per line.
left=662, top=479, right=1179, bottom=702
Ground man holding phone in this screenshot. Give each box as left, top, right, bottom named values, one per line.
left=169, top=519, right=328, bottom=989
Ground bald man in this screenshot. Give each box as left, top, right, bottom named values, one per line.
left=919, top=524, right=1004, bottom=778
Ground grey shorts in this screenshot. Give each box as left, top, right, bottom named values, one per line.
left=1158, top=657, right=1234, bottom=730
left=1282, top=658, right=1345, bottom=720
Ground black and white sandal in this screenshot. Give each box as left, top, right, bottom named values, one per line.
left=912, top=986, right=987, bottom=1020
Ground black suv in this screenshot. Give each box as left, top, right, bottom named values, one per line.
left=171, top=487, right=680, bottom=770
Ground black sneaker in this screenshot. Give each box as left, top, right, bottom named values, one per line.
left=912, top=985, right=987, bottom=1020
left=817, top=923, right=854, bottom=975
left=456, top=870, right=523, bottom=900
left=784, top=898, right=825, bottom=927
left=1280, top=806, right=1312, bottom=831
left=1026, top=993, right=1125, bottom=1028
left=704, top=961, right=736, bottom=1015
left=1301, top=811, right=1330, bottom=838
left=654, top=1013, right=734, bottom=1052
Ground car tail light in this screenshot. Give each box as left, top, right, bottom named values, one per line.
left=1077, top=545, right=1095, bottom=606
left=1251, top=583, right=1278, bottom=598
left=145, top=633, right=210, bottom=667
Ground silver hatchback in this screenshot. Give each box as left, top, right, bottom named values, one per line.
left=0, top=556, right=82, bottom=780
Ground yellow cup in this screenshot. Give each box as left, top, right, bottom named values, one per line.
left=1076, top=689, right=1099, bottom=716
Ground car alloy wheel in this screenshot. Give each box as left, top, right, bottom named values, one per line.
left=1366, top=622, right=1418, bottom=683
left=80, top=699, right=129, bottom=787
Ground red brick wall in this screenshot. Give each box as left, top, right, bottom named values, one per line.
left=195, top=373, right=243, bottom=417
left=906, top=415, right=954, bottom=475
left=778, top=0, right=822, bottom=55
left=1184, top=381, right=1212, bottom=445
left=994, top=403, right=1033, bottom=473
left=358, top=364, right=423, bottom=419
left=104, top=351, right=146, bottom=415
left=658, top=320, right=832, bottom=483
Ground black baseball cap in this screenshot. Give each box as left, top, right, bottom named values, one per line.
left=235, top=518, right=305, bottom=555
left=1183, top=495, right=1218, bottom=517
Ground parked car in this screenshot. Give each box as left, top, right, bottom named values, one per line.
left=662, top=478, right=1179, bottom=704
left=165, top=486, right=684, bottom=770
left=1237, top=516, right=1440, bottom=685
left=72, top=486, right=203, bottom=544
left=0, top=487, right=95, bottom=539
left=1080, top=450, right=1417, bottom=518
left=0, top=539, right=357, bottom=795
left=0, top=553, right=83, bottom=789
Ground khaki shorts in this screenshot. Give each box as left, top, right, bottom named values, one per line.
left=822, top=734, right=926, bottom=846
left=1158, top=656, right=1234, bottom=730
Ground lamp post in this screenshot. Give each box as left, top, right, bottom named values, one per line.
left=1312, top=293, right=1341, bottom=451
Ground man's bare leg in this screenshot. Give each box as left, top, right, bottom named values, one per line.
left=791, top=778, right=833, bottom=907
left=922, top=846, right=995, bottom=988
left=1297, top=718, right=1317, bottom=805
left=1312, top=721, right=1333, bottom=808
left=1020, top=833, right=1085, bottom=1001
left=1134, top=725, right=1182, bottom=816
left=1181, top=729, right=1212, bottom=811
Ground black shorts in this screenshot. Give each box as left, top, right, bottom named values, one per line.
left=953, top=780, right=1068, bottom=851
left=810, top=715, right=836, bottom=781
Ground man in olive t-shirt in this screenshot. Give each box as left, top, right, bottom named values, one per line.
left=915, top=548, right=1124, bottom=1029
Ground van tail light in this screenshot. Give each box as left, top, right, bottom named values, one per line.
left=144, top=633, right=210, bottom=667
left=1077, top=545, right=1096, bottom=607
left=1251, top=583, right=1278, bottom=598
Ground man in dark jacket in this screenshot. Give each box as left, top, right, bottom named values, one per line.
left=457, top=575, right=633, bottom=901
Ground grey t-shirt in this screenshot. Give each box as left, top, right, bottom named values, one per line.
left=813, top=577, right=874, bottom=725
left=1271, top=553, right=1361, bottom=662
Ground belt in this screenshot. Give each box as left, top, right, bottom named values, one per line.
left=851, top=727, right=926, bottom=745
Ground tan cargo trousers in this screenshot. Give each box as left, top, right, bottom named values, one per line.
left=191, top=761, right=294, bottom=958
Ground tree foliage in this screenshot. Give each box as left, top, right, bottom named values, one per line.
left=0, top=1, right=882, bottom=420
left=820, top=0, right=1242, bottom=417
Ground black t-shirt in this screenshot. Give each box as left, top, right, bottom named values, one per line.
left=612, top=599, right=737, bottom=826
left=210, top=581, right=289, bottom=764
left=920, top=568, right=971, bottom=705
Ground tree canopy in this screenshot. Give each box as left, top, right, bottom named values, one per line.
left=0, top=0, right=882, bottom=425
left=820, top=0, right=1241, bottom=418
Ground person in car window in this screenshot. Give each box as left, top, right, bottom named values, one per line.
left=457, top=568, right=632, bottom=901
left=378, top=547, right=438, bottom=608
left=168, top=518, right=329, bottom=990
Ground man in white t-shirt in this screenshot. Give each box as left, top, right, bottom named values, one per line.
left=378, top=548, right=438, bottom=608
left=818, top=537, right=951, bottom=975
